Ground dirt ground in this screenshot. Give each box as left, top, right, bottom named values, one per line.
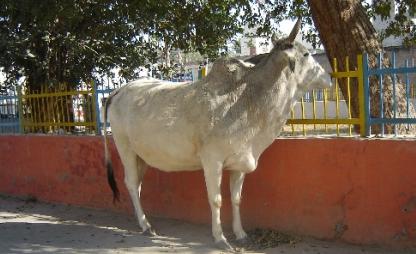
left=0, top=195, right=413, bottom=254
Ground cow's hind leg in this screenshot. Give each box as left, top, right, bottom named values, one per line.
left=118, top=145, right=154, bottom=235
left=201, top=158, right=233, bottom=251
left=230, top=171, right=248, bottom=243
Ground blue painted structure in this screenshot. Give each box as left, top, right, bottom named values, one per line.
left=363, top=52, right=416, bottom=136
left=0, top=87, right=20, bottom=134
left=94, top=80, right=123, bottom=135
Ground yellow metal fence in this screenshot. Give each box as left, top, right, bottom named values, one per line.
left=285, top=55, right=366, bottom=137
left=19, top=83, right=97, bottom=134
left=13, top=54, right=412, bottom=137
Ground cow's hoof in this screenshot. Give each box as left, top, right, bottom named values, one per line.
left=142, top=227, right=157, bottom=236
left=215, top=239, right=235, bottom=252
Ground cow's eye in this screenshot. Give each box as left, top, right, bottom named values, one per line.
left=303, top=52, right=310, bottom=57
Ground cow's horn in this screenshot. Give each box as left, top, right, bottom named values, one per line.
left=288, top=18, right=301, bottom=42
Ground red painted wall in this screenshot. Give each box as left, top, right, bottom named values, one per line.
left=1, top=135, right=415, bottom=247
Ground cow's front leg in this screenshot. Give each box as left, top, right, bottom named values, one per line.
left=201, top=158, right=233, bottom=251
left=230, top=171, right=247, bottom=243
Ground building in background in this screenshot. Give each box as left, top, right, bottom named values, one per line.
left=239, top=25, right=272, bottom=56
left=372, top=0, right=416, bottom=48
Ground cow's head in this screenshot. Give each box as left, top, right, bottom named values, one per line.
left=267, top=19, right=332, bottom=94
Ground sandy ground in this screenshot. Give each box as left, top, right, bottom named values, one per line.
left=0, top=195, right=413, bottom=254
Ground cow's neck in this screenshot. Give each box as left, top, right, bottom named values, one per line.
left=245, top=59, right=300, bottom=131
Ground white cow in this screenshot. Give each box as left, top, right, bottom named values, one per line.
left=103, top=20, right=331, bottom=251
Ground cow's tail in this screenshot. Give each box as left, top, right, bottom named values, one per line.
left=103, top=94, right=120, bottom=203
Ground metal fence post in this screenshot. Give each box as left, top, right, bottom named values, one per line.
left=17, top=85, right=24, bottom=134
left=362, top=53, right=370, bottom=136
left=92, top=80, right=101, bottom=135
left=356, top=55, right=366, bottom=137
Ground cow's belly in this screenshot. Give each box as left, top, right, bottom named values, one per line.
left=129, top=133, right=203, bottom=172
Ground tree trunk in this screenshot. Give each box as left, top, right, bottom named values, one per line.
left=307, top=0, right=415, bottom=135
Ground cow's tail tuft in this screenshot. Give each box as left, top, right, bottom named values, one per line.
left=103, top=95, right=120, bottom=203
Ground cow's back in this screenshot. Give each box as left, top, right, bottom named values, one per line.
left=108, top=78, right=211, bottom=171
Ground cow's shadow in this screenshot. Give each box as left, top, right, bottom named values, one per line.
left=0, top=197, right=229, bottom=254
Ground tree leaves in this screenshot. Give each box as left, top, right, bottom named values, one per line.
left=0, top=0, right=251, bottom=88
left=370, top=0, right=415, bottom=45
left=0, top=0, right=414, bottom=90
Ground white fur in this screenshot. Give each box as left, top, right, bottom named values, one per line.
left=104, top=41, right=331, bottom=248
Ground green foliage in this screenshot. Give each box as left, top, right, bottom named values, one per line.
left=0, top=0, right=247, bottom=88
left=0, top=0, right=415, bottom=90
left=0, top=0, right=154, bottom=88
left=372, top=0, right=416, bottom=46
left=244, top=0, right=415, bottom=48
